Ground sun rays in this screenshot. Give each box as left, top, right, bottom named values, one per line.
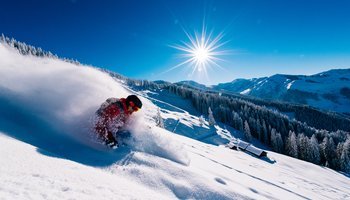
left=165, top=25, right=230, bottom=79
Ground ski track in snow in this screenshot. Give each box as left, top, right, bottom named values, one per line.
left=1, top=43, right=350, bottom=199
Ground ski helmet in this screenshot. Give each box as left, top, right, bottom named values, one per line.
left=126, top=95, right=142, bottom=109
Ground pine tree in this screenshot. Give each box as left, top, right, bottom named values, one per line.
left=232, top=111, right=239, bottom=129
left=310, top=134, right=321, bottom=164
left=208, top=107, right=216, bottom=126
left=238, top=117, right=243, bottom=132
left=320, top=137, right=328, bottom=165
left=297, top=133, right=311, bottom=161
left=244, top=120, right=252, bottom=142
left=286, top=131, right=298, bottom=158
left=271, top=128, right=282, bottom=152
left=275, top=132, right=284, bottom=153
left=340, top=137, right=350, bottom=172
left=248, top=117, right=257, bottom=137
left=256, top=118, right=262, bottom=141
left=262, top=120, right=268, bottom=145
left=321, top=137, right=337, bottom=168
left=336, top=142, right=344, bottom=166
left=268, top=125, right=272, bottom=144
left=232, top=111, right=243, bottom=131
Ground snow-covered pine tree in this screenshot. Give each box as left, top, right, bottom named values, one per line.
left=271, top=129, right=283, bottom=153
left=321, top=137, right=337, bottom=168
left=340, top=137, right=350, bottom=172
left=270, top=128, right=277, bottom=151
left=328, top=137, right=338, bottom=168
left=248, top=117, right=256, bottom=137
left=208, top=107, right=216, bottom=126
left=336, top=142, right=344, bottom=166
left=232, top=111, right=243, bottom=131
left=262, top=120, right=268, bottom=144
left=256, top=118, right=262, bottom=141
left=244, top=120, right=252, bottom=142
left=310, top=134, right=321, bottom=164
left=238, top=117, right=244, bottom=132
left=319, top=136, right=328, bottom=164
left=276, top=132, right=284, bottom=153
left=298, top=133, right=311, bottom=161
left=286, top=131, right=298, bottom=158
left=271, top=128, right=283, bottom=153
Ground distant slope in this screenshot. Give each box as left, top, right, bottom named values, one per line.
left=177, top=80, right=208, bottom=90
left=212, top=69, right=350, bottom=114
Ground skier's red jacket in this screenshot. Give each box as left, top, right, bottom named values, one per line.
left=94, top=98, right=130, bottom=142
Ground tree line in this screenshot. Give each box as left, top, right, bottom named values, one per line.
left=0, top=34, right=80, bottom=65
left=166, top=84, right=350, bottom=172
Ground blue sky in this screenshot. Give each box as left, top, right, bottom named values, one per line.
left=1, top=0, right=350, bottom=84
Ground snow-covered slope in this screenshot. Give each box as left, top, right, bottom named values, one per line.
left=1, top=42, right=350, bottom=199
left=2, top=129, right=350, bottom=200
left=214, top=70, right=350, bottom=113
left=176, top=80, right=209, bottom=90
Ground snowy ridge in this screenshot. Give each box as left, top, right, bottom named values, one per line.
left=1, top=42, right=350, bottom=199
left=214, top=71, right=350, bottom=113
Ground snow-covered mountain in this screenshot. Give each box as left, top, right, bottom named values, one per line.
left=1, top=41, right=350, bottom=199
left=213, top=70, right=350, bottom=114
left=177, top=80, right=208, bottom=90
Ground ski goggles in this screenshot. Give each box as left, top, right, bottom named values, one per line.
left=129, top=101, right=140, bottom=112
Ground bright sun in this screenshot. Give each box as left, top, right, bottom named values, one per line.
left=194, top=47, right=209, bottom=63
left=166, top=26, right=228, bottom=77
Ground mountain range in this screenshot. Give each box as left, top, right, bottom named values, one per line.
left=179, top=69, right=350, bottom=114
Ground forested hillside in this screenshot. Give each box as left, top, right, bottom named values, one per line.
left=107, top=74, right=350, bottom=172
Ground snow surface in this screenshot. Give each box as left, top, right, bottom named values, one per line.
left=1, top=43, right=350, bottom=199
left=286, top=80, right=295, bottom=90
left=240, top=88, right=251, bottom=95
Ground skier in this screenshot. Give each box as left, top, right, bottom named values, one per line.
left=94, top=95, right=142, bottom=148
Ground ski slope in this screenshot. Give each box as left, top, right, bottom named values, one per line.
left=0, top=43, right=350, bottom=199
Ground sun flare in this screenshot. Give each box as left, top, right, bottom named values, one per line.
left=166, top=26, right=229, bottom=78
left=194, top=47, right=209, bottom=63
